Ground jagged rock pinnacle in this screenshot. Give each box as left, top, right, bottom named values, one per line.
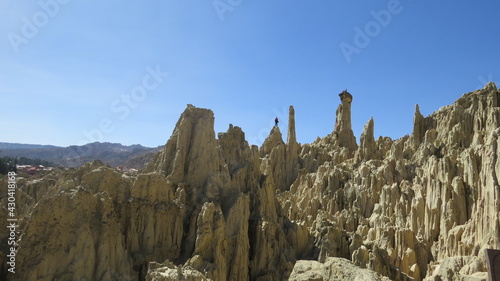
left=484, top=81, right=497, bottom=91
left=412, top=104, right=425, bottom=149
left=335, top=90, right=354, bottom=132
left=334, top=90, right=357, bottom=153
left=260, top=126, right=284, bottom=157
left=286, top=105, right=300, bottom=188
left=355, top=117, right=377, bottom=162
left=145, top=104, right=219, bottom=190
left=287, top=105, right=297, bottom=146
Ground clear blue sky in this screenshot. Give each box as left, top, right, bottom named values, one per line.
left=1, top=1, right=499, bottom=147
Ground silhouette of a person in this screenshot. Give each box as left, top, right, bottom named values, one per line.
left=275, top=117, right=279, bottom=126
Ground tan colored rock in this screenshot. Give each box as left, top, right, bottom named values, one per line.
left=289, top=257, right=391, bottom=281
left=184, top=202, right=227, bottom=281
left=287, top=105, right=297, bottom=147
left=260, top=126, right=285, bottom=157
left=424, top=256, right=487, bottom=281
left=356, top=117, right=378, bottom=162
left=224, top=195, right=250, bottom=281
left=3, top=85, right=500, bottom=281
left=412, top=104, right=425, bottom=149
left=14, top=184, right=135, bottom=281
left=286, top=106, right=300, bottom=188
left=145, top=104, right=222, bottom=199
left=146, top=260, right=211, bottom=281
left=333, top=90, right=357, bottom=154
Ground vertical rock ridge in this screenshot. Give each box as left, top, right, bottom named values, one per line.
left=334, top=90, right=357, bottom=154
left=355, top=117, right=377, bottom=162
left=287, top=105, right=297, bottom=146
left=412, top=104, right=425, bottom=149
left=260, top=126, right=285, bottom=157
left=286, top=106, right=300, bottom=188
left=145, top=104, right=219, bottom=190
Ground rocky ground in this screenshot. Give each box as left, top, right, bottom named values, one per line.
left=1, top=83, right=499, bottom=281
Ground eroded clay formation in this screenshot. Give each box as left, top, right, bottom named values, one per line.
left=1, top=82, right=499, bottom=281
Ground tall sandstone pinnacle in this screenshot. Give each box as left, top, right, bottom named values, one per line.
left=412, top=104, right=425, bottom=149
left=287, top=105, right=297, bottom=146
left=355, top=117, right=378, bottom=162
left=334, top=90, right=357, bottom=154
left=1, top=83, right=499, bottom=281
left=286, top=105, right=300, bottom=188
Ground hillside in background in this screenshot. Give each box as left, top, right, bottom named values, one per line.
left=0, top=142, right=162, bottom=169
left=0, top=143, right=59, bottom=150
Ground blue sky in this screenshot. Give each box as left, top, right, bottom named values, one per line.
left=1, top=1, right=499, bottom=147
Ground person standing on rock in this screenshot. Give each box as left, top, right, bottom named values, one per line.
left=275, top=117, right=279, bottom=126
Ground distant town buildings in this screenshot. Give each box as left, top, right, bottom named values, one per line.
left=16, top=164, right=53, bottom=175
left=115, top=166, right=139, bottom=174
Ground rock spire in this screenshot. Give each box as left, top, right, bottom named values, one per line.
left=355, top=117, right=377, bottom=162
left=334, top=90, right=357, bottom=153
left=287, top=105, right=297, bottom=146
left=286, top=106, right=299, bottom=188
left=412, top=104, right=425, bottom=149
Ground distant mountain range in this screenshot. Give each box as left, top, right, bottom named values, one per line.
left=0, top=143, right=60, bottom=150
left=0, top=142, right=163, bottom=169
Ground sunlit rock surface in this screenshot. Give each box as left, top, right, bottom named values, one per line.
left=1, top=84, right=499, bottom=281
